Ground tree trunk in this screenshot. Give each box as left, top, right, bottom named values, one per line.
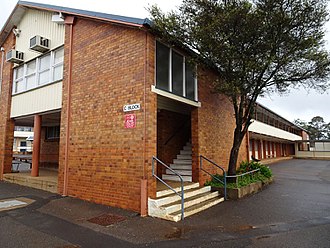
left=228, top=128, right=244, bottom=176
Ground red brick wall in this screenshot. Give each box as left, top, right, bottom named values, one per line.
left=58, top=18, right=157, bottom=212
left=192, top=68, right=248, bottom=185
left=157, top=109, right=190, bottom=176
left=40, top=127, right=59, bottom=168
left=0, top=32, right=15, bottom=178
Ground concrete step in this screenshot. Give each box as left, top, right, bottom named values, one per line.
left=166, top=169, right=192, bottom=176
left=183, top=146, right=191, bottom=151
left=149, top=186, right=211, bottom=207
left=156, top=182, right=200, bottom=198
left=177, top=155, right=192, bottom=160
left=180, top=150, right=192, bottom=155
left=160, top=191, right=220, bottom=216
left=169, top=196, right=225, bottom=222
left=169, top=164, right=191, bottom=170
left=173, top=159, right=191, bottom=164
left=162, top=174, right=192, bottom=182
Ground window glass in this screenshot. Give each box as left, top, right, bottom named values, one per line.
left=39, top=70, right=50, bottom=85
left=26, top=60, right=36, bottom=74
left=15, top=66, right=24, bottom=79
left=15, top=79, right=25, bottom=93
left=46, top=126, right=60, bottom=140
left=26, top=75, right=36, bottom=90
left=54, top=48, right=64, bottom=64
left=53, top=65, right=63, bottom=81
left=172, top=51, right=184, bottom=95
left=185, top=64, right=195, bottom=100
left=156, top=42, right=170, bottom=91
left=39, top=54, right=50, bottom=71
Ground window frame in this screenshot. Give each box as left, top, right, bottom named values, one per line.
left=155, top=41, right=198, bottom=102
left=12, top=46, right=64, bottom=95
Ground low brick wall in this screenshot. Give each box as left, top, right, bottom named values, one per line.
left=212, top=177, right=273, bottom=199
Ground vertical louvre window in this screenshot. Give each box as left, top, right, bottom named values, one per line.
left=39, top=54, right=51, bottom=85
left=14, top=66, right=24, bottom=93
left=156, top=41, right=197, bottom=101
left=156, top=42, right=170, bottom=91
left=185, top=64, right=195, bottom=100
left=53, top=48, right=64, bottom=81
left=12, top=46, right=64, bottom=94
left=26, top=60, right=36, bottom=90
left=172, top=51, right=184, bottom=95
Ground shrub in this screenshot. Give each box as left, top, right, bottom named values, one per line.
left=205, top=160, right=272, bottom=188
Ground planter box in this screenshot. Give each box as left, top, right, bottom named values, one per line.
left=212, top=177, right=273, bottom=200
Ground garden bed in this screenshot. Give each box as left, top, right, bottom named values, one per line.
left=212, top=177, right=273, bottom=199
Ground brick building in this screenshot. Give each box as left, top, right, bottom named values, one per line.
left=0, top=2, right=306, bottom=219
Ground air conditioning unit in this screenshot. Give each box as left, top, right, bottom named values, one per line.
left=6, top=49, right=24, bottom=64
left=30, top=35, right=50, bottom=53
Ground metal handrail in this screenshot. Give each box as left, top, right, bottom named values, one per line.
left=200, top=155, right=227, bottom=199
left=226, top=168, right=260, bottom=188
left=152, top=156, right=185, bottom=220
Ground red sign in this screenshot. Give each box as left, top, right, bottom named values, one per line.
left=124, top=114, right=136, bottom=128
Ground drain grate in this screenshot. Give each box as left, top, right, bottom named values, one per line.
left=88, top=213, right=127, bottom=226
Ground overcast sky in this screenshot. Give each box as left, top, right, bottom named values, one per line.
left=1, top=0, right=330, bottom=123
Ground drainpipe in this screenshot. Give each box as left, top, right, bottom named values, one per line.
left=63, top=16, right=75, bottom=196
left=140, top=32, right=148, bottom=217
left=0, top=47, right=4, bottom=94
left=0, top=47, right=3, bottom=180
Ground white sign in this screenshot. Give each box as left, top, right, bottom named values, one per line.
left=123, top=103, right=140, bottom=112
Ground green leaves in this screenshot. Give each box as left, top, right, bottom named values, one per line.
left=294, top=116, right=330, bottom=140
left=149, top=0, right=330, bottom=174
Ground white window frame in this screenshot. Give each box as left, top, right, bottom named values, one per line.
left=12, top=46, right=64, bottom=95
left=155, top=41, right=198, bottom=102
left=52, top=47, right=64, bottom=82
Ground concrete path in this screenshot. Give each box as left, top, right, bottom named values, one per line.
left=0, top=159, right=329, bottom=247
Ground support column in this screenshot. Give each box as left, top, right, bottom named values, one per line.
left=31, top=115, right=41, bottom=177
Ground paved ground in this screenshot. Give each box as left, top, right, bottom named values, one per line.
left=0, top=159, right=329, bottom=247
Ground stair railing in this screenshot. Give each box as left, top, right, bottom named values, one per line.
left=200, top=155, right=227, bottom=200
left=152, top=156, right=185, bottom=220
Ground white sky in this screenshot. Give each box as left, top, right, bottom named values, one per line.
left=1, top=0, right=330, bottom=123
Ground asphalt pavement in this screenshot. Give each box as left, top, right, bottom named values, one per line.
left=0, top=158, right=330, bottom=247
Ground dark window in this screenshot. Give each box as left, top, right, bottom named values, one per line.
left=156, top=42, right=170, bottom=91
left=156, top=41, right=197, bottom=101
left=172, top=51, right=184, bottom=95
left=185, top=64, right=195, bottom=100
left=46, top=126, right=60, bottom=140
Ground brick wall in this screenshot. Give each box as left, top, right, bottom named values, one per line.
left=192, top=67, right=248, bottom=185
left=157, top=109, right=190, bottom=176
left=58, top=18, right=157, bottom=212
left=0, top=33, right=15, bottom=178
left=40, top=127, right=59, bottom=168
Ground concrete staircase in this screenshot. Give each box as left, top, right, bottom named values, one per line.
left=148, top=183, right=224, bottom=222
left=162, top=142, right=192, bottom=182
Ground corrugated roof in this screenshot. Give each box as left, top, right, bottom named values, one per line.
left=18, top=1, right=152, bottom=26
left=0, top=1, right=151, bottom=46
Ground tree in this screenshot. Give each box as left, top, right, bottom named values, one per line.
left=294, top=116, right=330, bottom=140
left=149, top=0, right=330, bottom=175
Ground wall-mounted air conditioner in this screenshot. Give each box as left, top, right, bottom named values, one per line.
left=30, top=35, right=50, bottom=53
left=6, top=49, right=24, bottom=64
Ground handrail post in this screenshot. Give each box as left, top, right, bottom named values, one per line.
left=224, top=172, right=227, bottom=200
left=152, top=156, right=185, bottom=221
left=199, top=155, right=227, bottom=201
